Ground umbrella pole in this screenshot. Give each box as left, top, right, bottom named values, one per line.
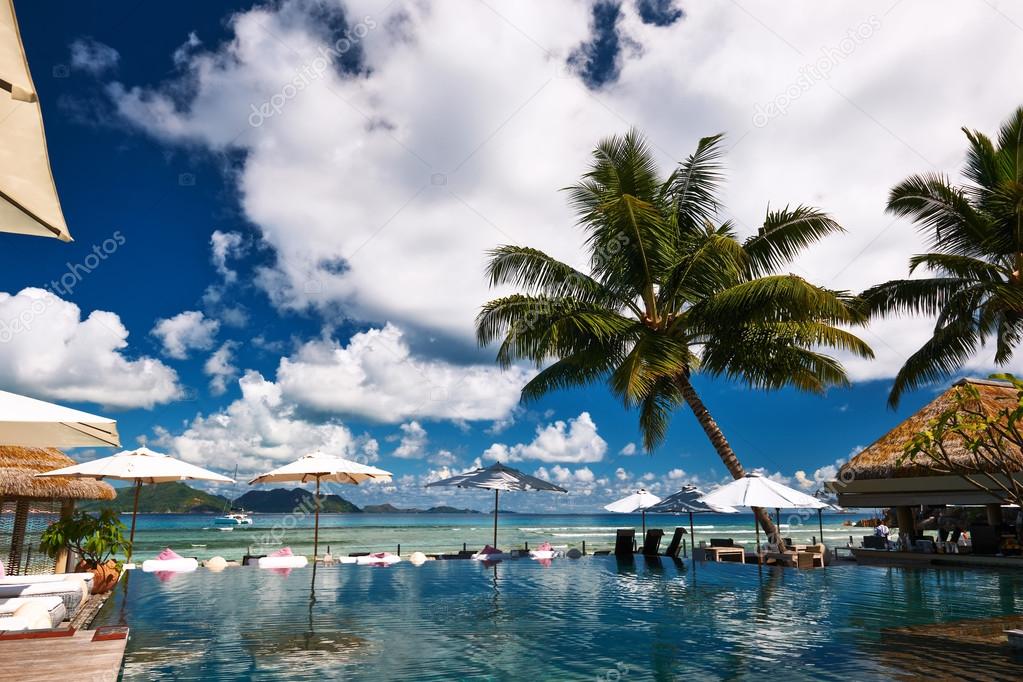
left=754, top=514, right=761, bottom=556
left=818, top=508, right=824, bottom=546
left=314, top=477, right=321, bottom=560
left=493, top=489, right=499, bottom=548
left=689, top=512, right=695, bottom=558
left=642, top=509, right=646, bottom=538
left=129, top=480, right=142, bottom=560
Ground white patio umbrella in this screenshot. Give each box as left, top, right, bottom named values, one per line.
left=36, top=447, right=233, bottom=555
left=0, top=389, right=119, bottom=447
left=0, top=0, right=72, bottom=241
left=701, top=473, right=828, bottom=553
left=426, top=462, right=567, bottom=548
left=605, top=489, right=661, bottom=537
left=249, top=452, right=393, bottom=558
left=647, top=485, right=738, bottom=551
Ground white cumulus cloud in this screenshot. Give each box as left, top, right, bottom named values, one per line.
left=107, top=0, right=1023, bottom=387
left=151, top=310, right=220, bottom=359
left=483, top=412, right=607, bottom=463
left=276, top=323, right=531, bottom=423
left=204, top=341, right=239, bottom=396
left=153, top=370, right=377, bottom=477
left=0, top=288, right=180, bottom=408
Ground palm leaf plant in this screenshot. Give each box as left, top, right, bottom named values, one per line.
left=862, top=106, right=1023, bottom=407
left=477, top=130, right=872, bottom=535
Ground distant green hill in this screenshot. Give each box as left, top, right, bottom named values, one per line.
left=82, top=481, right=230, bottom=514
left=233, top=488, right=361, bottom=513
left=363, top=503, right=482, bottom=514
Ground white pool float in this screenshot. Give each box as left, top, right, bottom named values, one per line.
left=529, top=550, right=557, bottom=560
left=142, top=558, right=199, bottom=573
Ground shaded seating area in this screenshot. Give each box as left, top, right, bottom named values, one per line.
left=704, top=538, right=745, bottom=563
left=832, top=378, right=1023, bottom=567
left=0, top=446, right=115, bottom=576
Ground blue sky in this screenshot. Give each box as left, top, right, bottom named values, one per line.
left=2, top=0, right=1021, bottom=511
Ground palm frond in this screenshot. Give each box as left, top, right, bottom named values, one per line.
left=743, top=205, right=844, bottom=277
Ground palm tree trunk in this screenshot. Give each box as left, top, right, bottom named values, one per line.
left=675, top=373, right=779, bottom=539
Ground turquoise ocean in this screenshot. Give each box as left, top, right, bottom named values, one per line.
left=124, top=511, right=875, bottom=561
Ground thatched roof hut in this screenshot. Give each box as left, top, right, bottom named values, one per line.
left=831, top=378, right=1023, bottom=508
left=0, top=446, right=116, bottom=501
left=1, top=446, right=115, bottom=576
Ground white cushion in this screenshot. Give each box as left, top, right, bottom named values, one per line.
left=141, top=558, right=198, bottom=573
left=0, top=572, right=93, bottom=587
left=355, top=553, right=402, bottom=565
left=0, top=596, right=67, bottom=628
left=256, top=556, right=308, bottom=569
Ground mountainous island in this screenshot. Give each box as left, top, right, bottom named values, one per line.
left=83, top=482, right=489, bottom=514
left=82, top=482, right=230, bottom=514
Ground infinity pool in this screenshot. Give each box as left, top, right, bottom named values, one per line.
left=96, top=557, right=1023, bottom=680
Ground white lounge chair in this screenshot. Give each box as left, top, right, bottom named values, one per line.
left=0, top=572, right=94, bottom=590
left=141, top=558, right=199, bottom=573
left=0, top=596, right=67, bottom=628
left=0, top=578, right=88, bottom=617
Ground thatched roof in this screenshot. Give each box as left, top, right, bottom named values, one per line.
left=838, top=378, right=1023, bottom=481
left=0, top=446, right=115, bottom=500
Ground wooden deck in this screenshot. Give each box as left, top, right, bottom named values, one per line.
left=0, top=628, right=127, bottom=682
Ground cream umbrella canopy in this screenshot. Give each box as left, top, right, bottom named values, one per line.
left=604, top=489, right=661, bottom=537
left=700, top=473, right=828, bottom=553
left=249, top=452, right=393, bottom=559
left=426, top=462, right=567, bottom=548
left=36, top=447, right=233, bottom=555
left=0, top=389, right=119, bottom=447
left=0, top=0, right=71, bottom=241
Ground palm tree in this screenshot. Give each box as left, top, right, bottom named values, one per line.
left=862, top=106, right=1023, bottom=407
left=476, top=130, right=872, bottom=535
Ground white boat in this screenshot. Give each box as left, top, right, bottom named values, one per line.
left=213, top=512, right=253, bottom=526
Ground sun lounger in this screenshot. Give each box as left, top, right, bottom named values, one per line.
left=614, top=529, right=635, bottom=557
left=0, top=573, right=94, bottom=590
left=255, top=555, right=308, bottom=569
left=141, top=558, right=199, bottom=573
left=663, top=527, right=687, bottom=558
left=0, top=578, right=88, bottom=617
left=0, top=597, right=67, bottom=628
left=641, top=529, right=664, bottom=556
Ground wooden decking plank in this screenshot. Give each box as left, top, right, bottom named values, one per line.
left=0, top=628, right=127, bottom=682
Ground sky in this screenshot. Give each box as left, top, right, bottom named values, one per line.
left=3, top=0, right=1023, bottom=512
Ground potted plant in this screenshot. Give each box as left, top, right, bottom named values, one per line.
left=40, top=509, right=131, bottom=593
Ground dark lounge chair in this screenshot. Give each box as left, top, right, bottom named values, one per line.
left=663, top=527, right=687, bottom=558
left=969, top=525, right=1000, bottom=554
left=641, top=529, right=664, bottom=556
left=614, top=529, right=636, bottom=556
left=862, top=535, right=887, bottom=550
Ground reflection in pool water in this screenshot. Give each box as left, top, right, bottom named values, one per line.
left=96, top=557, right=1023, bottom=680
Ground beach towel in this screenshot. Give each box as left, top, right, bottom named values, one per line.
left=269, top=547, right=294, bottom=557
left=538, top=542, right=553, bottom=552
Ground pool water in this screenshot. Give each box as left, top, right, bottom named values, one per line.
left=96, top=558, right=1023, bottom=681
